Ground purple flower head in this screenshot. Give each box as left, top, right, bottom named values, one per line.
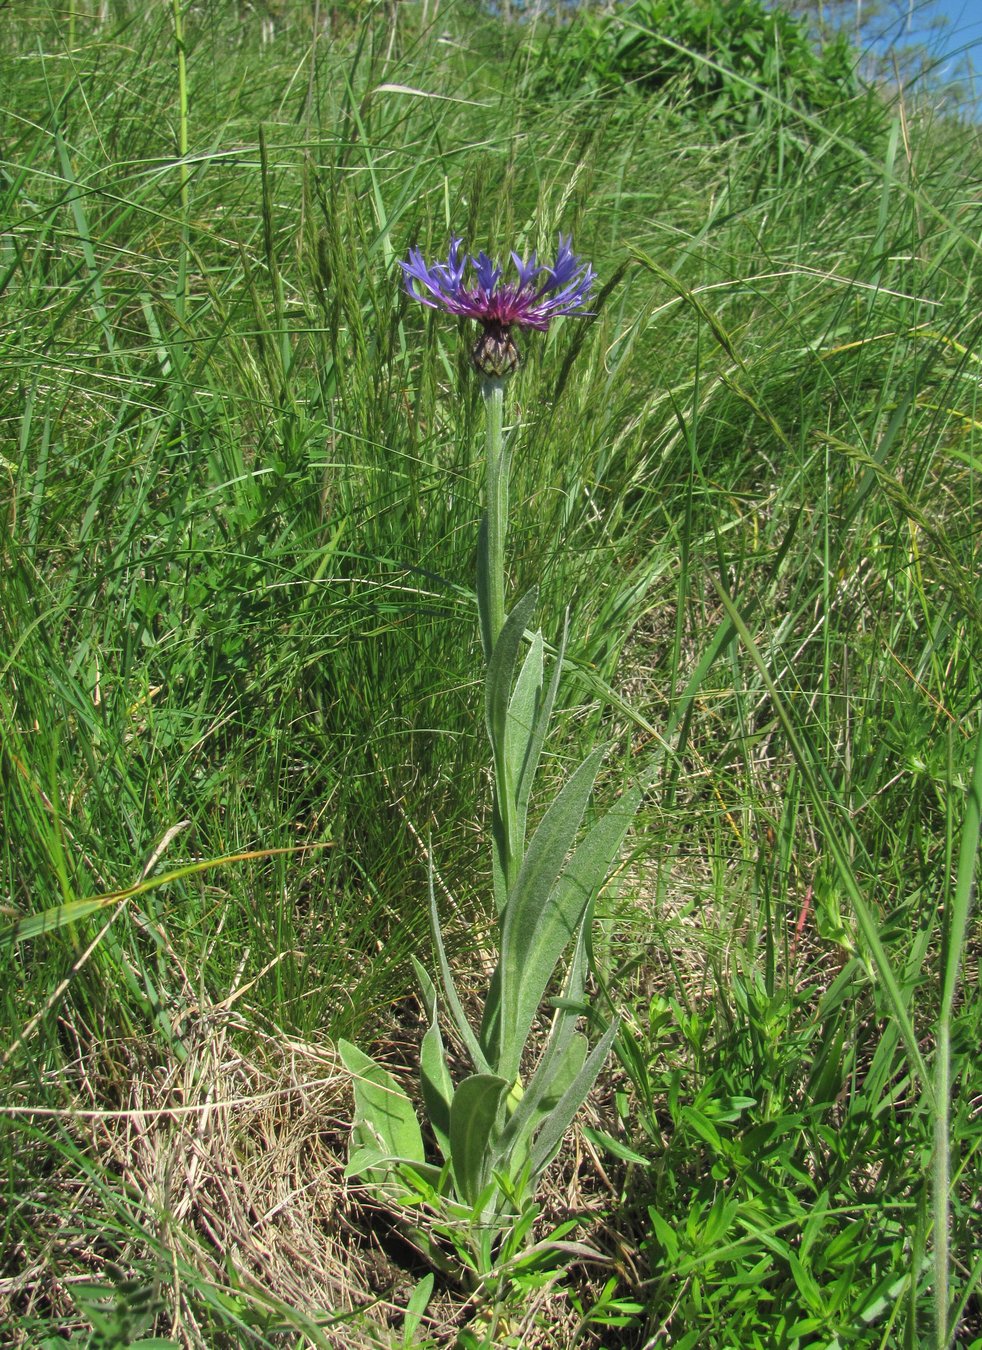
left=401, top=234, right=596, bottom=377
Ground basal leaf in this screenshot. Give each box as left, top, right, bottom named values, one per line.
left=449, top=1073, right=509, bottom=1207
left=338, top=1039, right=425, bottom=1166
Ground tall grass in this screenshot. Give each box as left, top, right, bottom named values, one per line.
left=1, top=1, right=980, bottom=1345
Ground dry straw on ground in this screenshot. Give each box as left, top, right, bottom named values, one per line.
left=2, top=978, right=631, bottom=1349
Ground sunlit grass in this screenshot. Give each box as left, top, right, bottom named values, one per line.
left=1, top=1, right=980, bottom=1345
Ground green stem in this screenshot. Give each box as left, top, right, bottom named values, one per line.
left=476, top=377, right=514, bottom=912
left=479, top=378, right=507, bottom=660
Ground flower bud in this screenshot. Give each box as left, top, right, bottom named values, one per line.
left=471, top=327, right=520, bottom=379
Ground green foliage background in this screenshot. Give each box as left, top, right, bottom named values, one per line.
left=1, top=0, right=980, bottom=1345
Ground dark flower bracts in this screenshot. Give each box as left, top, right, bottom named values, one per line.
left=401, top=235, right=596, bottom=378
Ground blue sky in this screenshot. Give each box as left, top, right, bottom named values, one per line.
left=870, top=0, right=982, bottom=109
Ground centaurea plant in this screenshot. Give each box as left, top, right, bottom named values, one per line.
left=340, top=236, right=639, bottom=1294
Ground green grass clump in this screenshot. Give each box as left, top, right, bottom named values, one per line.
left=1, top=1, right=980, bottom=1346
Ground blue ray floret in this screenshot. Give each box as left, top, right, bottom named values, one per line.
left=401, top=234, right=596, bottom=377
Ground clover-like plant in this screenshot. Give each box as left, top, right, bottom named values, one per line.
left=339, top=235, right=639, bottom=1288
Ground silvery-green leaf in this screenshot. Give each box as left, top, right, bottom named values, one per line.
left=528, top=1017, right=620, bottom=1179
left=338, top=1039, right=425, bottom=1166
left=505, top=1033, right=589, bottom=1177
left=412, top=956, right=453, bottom=1160
left=506, top=629, right=544, bottom=820
left=486, top=588, right=539, bottom=766
left=449, top=1073, right=509, bottom=1207
left=515, top=614, right=568, bottom=830
left=499, top=925, right=590, bottom=1160
left=479, top=962, right=502, bottom=1067
left=486, top=589, right=540, bottom=907
left=344, top=1144, right=391, bottom=1181
left=496, top=746, right=605, bottom=1080
left=426, top=857, right=491, bottom=1074
left=500, top=780, right=639, bottom=1081
left=499, top=777, right=637, bottom=1080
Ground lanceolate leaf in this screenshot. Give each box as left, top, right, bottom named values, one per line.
left=532, top=1032, right=589, bottom=1124
left=487, top=587, right=540, bottom=908
left=500, top=766, right=639, bottom=1081
left=515, top=614, right=568, bottom=831
left=527, top=1017, right=620, bottom=1179
left=338, top=1039, right=425, bottom=1166
left=479, top=964, right=503, bottom=1067
left=486, top=588, right=539, bottom=767
left=505, top=1033, right=590, bottom=1179
left=426, top=857, right=491, bottom=1075
left=506, top=630, right=544, bottom=794
left=497, top=745, right=606, bottom=1079
left=412, top=956, right=454, bottom=1160
left=498, top=924, right=590, bottom=1159
left=345, top=1145, right=443, bottom=1192
left=449, top=1074, right=510, bottom=1207
left=503, top=628, right=544, bottom=879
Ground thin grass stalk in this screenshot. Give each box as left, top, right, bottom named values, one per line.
left=933, top=722, right=982, bottom=1348
left=171, top=0, right=190, bottom=323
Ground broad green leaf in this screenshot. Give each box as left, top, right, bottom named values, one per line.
left=411, top=956, right=453, bottom=1160
left=500, top=773, right=640, bottom=1081
left=449, top=1073, right=509, bottom=1207
left=528, top=1017, right=620, bottom=1179
left=338, top=1039, right=425, bottom=1166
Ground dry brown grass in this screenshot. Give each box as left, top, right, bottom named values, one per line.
left=2, top=1000, right=395, bottom=1345
left=1, top=976, right=637, bottom=1349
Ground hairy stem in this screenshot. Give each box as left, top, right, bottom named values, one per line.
left=480, top=379, right=507, bottom=658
